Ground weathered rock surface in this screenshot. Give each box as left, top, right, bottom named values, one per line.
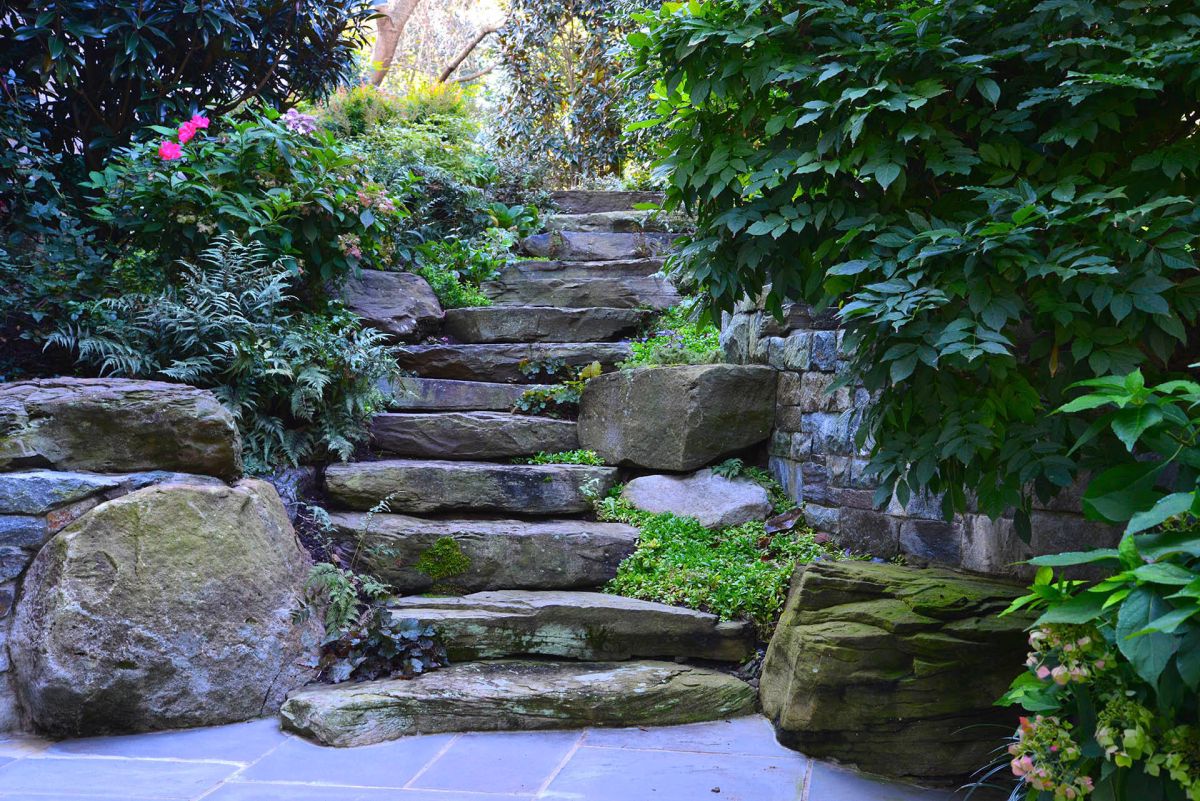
left=759, top=561, right=1030, bottom=784
left=578, top=365, right=777, bottom=471
left=385, top=376, right=548, bottom=411
left=550, top=190, right=664, bottom=214
left=327, top=512, right=638, bottom=593
left=11, top=479, right=319, bottom=736
left=324, top=459, right=618, bottom=514
left=484, top=275, right=680, bottom=310
left=370, top=412, right=578, bottom=459
left=443, top=306, right=651, bottom=344
left=387, top=591, right=753, bottom=662
left=343, top=270, right=443, bottom=343
left=281, top=660, right=757, bottom=747
left=0, top=379, right=241, bottom=480
left=544, top=211, right=685, bottom=234
left=520, top=232, right=678, bottom=261
left=394, top=343, right=631, bottom=383
left=622, top=470, right=772, bottom=529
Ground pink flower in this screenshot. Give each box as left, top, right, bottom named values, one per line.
left=158, top=140, right=183, bottom=161
left=189, top=114, right=210, bottom=130
left=1036, top=665, right=1052, bottom=680
left=177, top=121, right=197, bottom=144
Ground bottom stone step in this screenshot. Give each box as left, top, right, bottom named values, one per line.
left=281, top=660, right=758, bottom=747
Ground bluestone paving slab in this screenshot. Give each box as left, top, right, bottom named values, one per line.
left=582, top=716, right=791, bottom=757
left=808, top=762, right=955, bottom=801
left=236, top=731, right=456, bottom=787
left=540, top=746, right=807, bottom=801
left=409, top=731, right=580, bottom=794
left=0, top=756, right=238, bottom=798
left=207, top=784, right=532, bottom=801
left=44, top=717, right=286, bottom=763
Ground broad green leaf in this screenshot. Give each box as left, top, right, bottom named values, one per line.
left=1028, top=549, right=1121, bottom=567
left=1116, top=588, right=1181, bottom=687
left=1036, top=591, right=1108, bottom=625
left=1111, top=405, right=1163, bottom=451
left=1126, top=492, right=1196, bottom=535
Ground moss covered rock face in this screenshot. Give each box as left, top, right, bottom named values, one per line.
left=759, top=561, right=1030, bottom=785
left=10, top=479, right=319, bottom=736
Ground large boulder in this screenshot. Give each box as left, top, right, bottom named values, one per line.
left=621, top=469, right=772, bottom=529
left=11, top=479, right=320, bottom=736
left=0, top=379, right=241, bottom=480
left=343, top=270, right=443, bottom=343
left=759, top=561, right=1030, bottom=784
left=578, top=365, right=777, bottom=471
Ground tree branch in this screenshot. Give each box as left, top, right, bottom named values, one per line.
left=450, top=64, right=496, bottom=84
left=437, top=24, right=501, bottom=83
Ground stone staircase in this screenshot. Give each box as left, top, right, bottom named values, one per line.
left=282, top=191, right=757, bottom=746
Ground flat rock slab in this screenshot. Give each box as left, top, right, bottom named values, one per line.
left=484, top=275, right=680, bottom=310
left=394, top=343, right=632, bottom=383
left=0, top=378, right=241, bottom=479
left=281, top=660, right=757, bottom=747
left=544, top=211, right=686, bottom=233
left=343, top=270, right=443, bottom=343
left=622, top=469, right=773, bottom=529
left=551, top=190, right=664, bottom=214
left=384, top=376, right=549, bottom=412
left=443, top=306, right=652, bottom=344
left=324, top=459, right=618, bottom=514
left=579, top=365, right=778, bottom=471
left=387, top=590, right=752, bottom=662
left=502, top=257, right=666, bottom=281
left=327, top=512, right=638, bottom=593
left=521, top=232, right=678, bottom=262
left=370, top=412, right=578, bottom=459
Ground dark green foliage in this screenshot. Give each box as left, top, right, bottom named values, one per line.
left=316, top=606, right=448, bottom=684
left=2, top=0, right=371, bottom=170
left=622, top=304, right=721, bottom=367
left=630, top=0, right=1200, bottom=529
left=414, top=538, right=472, bottom=582
left=521, top=450, right=605, bottom=465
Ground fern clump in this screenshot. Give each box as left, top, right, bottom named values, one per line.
left=48, top=236, right=399, bottom=469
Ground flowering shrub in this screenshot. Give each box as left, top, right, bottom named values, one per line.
left=84, top=106, right=405, bottom=297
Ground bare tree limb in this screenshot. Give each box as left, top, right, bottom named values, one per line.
left=436, top=24, right=501, bottom=83
left=370, top=0, right=422, bottom=87
left=449, top=64, right=497, bottom=84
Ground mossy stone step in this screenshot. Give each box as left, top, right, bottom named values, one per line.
left=482, top=275, right=680, bottom=311
left=544, top=211, right=686, bottom=234
left=327, top=512, right=638, bottom=594
left=383, top=376, right=548, bottom=412
left=501, top=257, right=665, bottom=281
left=394, top=342, right=632, bottom=383
left=281, top=660, right=757, bottom=747
left=387, top=590, right=754, bottom=663
left=323, top=459, right=618, bottom=514
left=443, top=306, right=652, bottom=344
left=520, top=231, right=678, bottom=261
left=550, top=189, right=664, bottom=214
left=370, top=412, right=578, bottom=460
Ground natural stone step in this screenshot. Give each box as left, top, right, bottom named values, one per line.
left=443, top=307, right=652, bottom=344
left=501, top=257, right=665, bottom=280
left=483, top=275, right=680, bottom=310
left=327, top=512, right=638, bottom=593
left=544, top=211, right=685, bottom=234
left=281, top=660, right=757, bottom=747
left=370, top=412, right=577, bottom=459
left=387, top=591, right=754, bottom=663
left=384, top=376, right=548, bottom=412
left=394, top=342, right=632, bottom=383
left=521, top=231, right=678, bottom=261
left=342, top=270, right=442, bottom=343
left=324, top=459, right=618, bottom=514
left=551, top=190, right=664, bottom=214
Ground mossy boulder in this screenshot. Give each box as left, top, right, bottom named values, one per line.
left=759, top=560, right=1031, bottom=784
left=11, top=479, right=319, bottom=736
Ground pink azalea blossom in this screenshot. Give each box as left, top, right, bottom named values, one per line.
left=158, top=140, right=183, bottom=161
left=189, top=114, right=210, bottom=130
left=177, top=121, right=197, bottom=144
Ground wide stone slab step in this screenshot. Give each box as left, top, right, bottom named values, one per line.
left=544, top=211, right=686, bottom=234
left=281, top=660, right=757, bottom=747
left=483, top=275, right=680, bottom=311
left=394, top=342, right=632, bottom=383
left=327, top=512, right=638, bottom=593
left=387, top=591, right=753, bottom=663
left=324, top=459, right=618, bottom=514
left=551, top=190, right=664, bottom=214
left=443, top=307, right=652, bottom=344
left=520, top=232, right=678, bottom=261
left=501, top=257, right=666, bottom=281
left=384, top=376, right=549, bottom=412
left=370, top=412, right=578, bottom=459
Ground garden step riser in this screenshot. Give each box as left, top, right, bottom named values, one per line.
left=443, top=307, right=652, bottom=344
left=551, top=190, right=665, bottom=214
left=382, top=377, right=551, bottom=412
left=501, top=258, right=666, bottom=280
left=544, top=212, right=686, bottom=234
left=520, top=232, right=679, bottom=262
left=387, top=591, right=754, bottom=663
left=281, top=660, right=757, bottom=747
left=326, top=512, right=639, bottom=594
left=483, top=276, right=680, bottom=311
left=370, top=412, right=578, bottom=460
left=394, top=343, right=632, bottom=383
left=323, top=459, right=618, bottom=515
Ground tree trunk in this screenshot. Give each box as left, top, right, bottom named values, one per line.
left=370, top=0, right=421, bottom=87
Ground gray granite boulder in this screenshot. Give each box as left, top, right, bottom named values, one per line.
left=343, top=270, right=443, bottom=342
left=622, top=469, right=772, bottom=529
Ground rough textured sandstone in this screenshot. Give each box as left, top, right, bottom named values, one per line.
left=543, top=211, right=686, bottom=233
left=484, top=275, right=680, bottom=310
left=324, top=459, right=618, bottom=514
left=384, top=376, right=548, bottom=412
left=343, top=270, right=443, bottom=342
left=759, top=561, right=1030, bottom=784
left=443, top=306, right=651, bottom=344
left=622, top=470, right=772, bottom=529
left=370, top=412, right=578, bottom=459
left=550, top=190, right=664, bottom=214
left=578, top=365, right=777, bottom=471
left=328, top=512, right=638, bottom=593
left=500, top=257, right=665, bottom=281
left=387, top=591, right=752, bottom=662
left=11, top=480, right=319, bottom=736
left=0, top=379, right=241, bottom=480
left=394, top=343, right=631, bottom=383
left=281, top=660, right=757, bottom=747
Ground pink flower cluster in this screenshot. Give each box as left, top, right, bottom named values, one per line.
left=1009, top=716, right=1094, bottom=799
left=282, top=108, right=318, bottom=135
left=158, top=114, right=210, bottom=161
left=1025, top=626, right=1111, bottom=688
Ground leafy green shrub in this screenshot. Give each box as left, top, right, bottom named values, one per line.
left=622, top=304, right=721, bottom=368
left=521, top=450, right=605, bottom=465
left=513, top=362, right=604, bottom=417
left=85, top=106, right=403, bottom=296
left=48, top=237, right=397, bottom=469
left=362, top=118, right=491, bottom=185
left=486, top=202, right=542, bottom=239
left=318, top=81, right=476, bottom=138
left=629, top=0, right=1200, bottom=532
left=413, top=231, right=514, bottom=309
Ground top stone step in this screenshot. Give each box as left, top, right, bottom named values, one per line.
left=551, top=190, right=664, bottom=214
left=521, top=231, right=678, bottom=262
